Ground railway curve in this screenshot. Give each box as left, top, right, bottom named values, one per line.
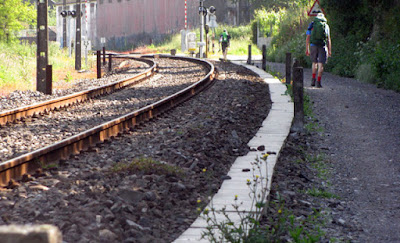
left=0, top=55, right=215, bottom=186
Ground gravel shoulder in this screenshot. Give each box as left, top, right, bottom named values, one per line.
left=0, top=61, right=271, bottom=242
left=264, top=62, right=400, bottom=242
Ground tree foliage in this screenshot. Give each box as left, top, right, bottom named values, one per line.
left=0, top=0, right=36, bottom=42
left=249, top=0, right=311, bottom=10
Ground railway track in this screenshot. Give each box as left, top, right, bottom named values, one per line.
left=0, top=55, right=215, bottom=186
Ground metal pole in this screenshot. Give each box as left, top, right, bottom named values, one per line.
left=37, top=0, right=49, bottom=94
left=199, top=0, right=204, bottom=58
left=75, top=0, right=82, bottom=70
left=62, top=0, right=66, bottom=48
left=185, top=0, right=187, bottom=30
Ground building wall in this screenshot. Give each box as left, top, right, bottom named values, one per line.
left=96, top=0, right=199, bottom=50
left=55, top=0, right=252, bottom=51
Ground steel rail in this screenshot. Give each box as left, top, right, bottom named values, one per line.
left=0, top=57, right=156, bottom=126
left=0, top=55, right=215, bottom=186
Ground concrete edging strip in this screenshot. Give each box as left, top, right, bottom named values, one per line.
left=173, top=61, right=294, bottom=242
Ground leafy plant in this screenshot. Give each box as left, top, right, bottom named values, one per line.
left=201, top=154, right=270, bottom=242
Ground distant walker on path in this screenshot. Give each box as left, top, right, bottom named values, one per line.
left=219, top=29, right=231, bottom=61
left=306, top=12, right=332, bottom=88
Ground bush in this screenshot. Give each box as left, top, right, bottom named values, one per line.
left=324, top=35, right=358, bottom=77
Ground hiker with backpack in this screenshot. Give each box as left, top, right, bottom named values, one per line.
left=219, top=29, right=231, bottom=61
left=306, top=12, right=331, bottom=88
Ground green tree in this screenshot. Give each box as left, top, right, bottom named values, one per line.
left=249, top=0, right=311, bottom=10
left=0, top=0, right=36, bottom=42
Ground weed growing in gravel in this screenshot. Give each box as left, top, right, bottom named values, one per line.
left=200, top=154, right=269, bottom=242
left=305, top=187, right=338, bottom=199
left=263, top=194, right=326, bottom=242
left=110, top=157, right=183, bottom=177
left=306, top=154, right=330, bottom=181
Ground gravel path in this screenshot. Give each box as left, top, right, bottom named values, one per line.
left=0, top=61, right=271, bottom=242
left=264, top=61, right=400, bottom=242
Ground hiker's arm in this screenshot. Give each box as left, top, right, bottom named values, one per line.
left=327, top=35, right=332, bottom=57
left=306, top=35, right=310, bottom=56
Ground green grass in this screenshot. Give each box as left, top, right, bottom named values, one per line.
left=0, top=41, right=97, bottom=96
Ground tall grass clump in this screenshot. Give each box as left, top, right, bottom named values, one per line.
left=0, top=40, right=96, bottom=95
left=0, top=41, right=36, bottom=92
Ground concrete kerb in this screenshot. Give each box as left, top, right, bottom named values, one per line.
left=173, top=59, right=293, bottom=242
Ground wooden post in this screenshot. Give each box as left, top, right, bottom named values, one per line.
left=97, top=50, right=101, bottom=79
left=45, top=65, right=52, bottom=95
left=262, top=45, right=266, bottom=71
left=292, top=61, right=304, bottom=132
left=247, top=45, right=252, bottom=65
left=285, top=52, right=292, bottom=84
left=108, top=54, right=112, bottom=72
left=37, top=0, right=49, bottom=94
left=102, top=47, right=106, bottom=65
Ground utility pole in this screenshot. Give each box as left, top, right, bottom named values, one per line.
left=199, top=0, right=206, bottom=58
left=37, top=0, right=49, bottom=94
left=63, top=0, right=66, bottom=48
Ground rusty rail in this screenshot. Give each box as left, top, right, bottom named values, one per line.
left=0, top=55, right=215, bottom=186
left=0, top=56, right=156, bottom=126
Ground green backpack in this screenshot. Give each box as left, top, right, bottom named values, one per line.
left=310, top=15, right=328, bottom=46
left=221, top=32, right=228, bottom=42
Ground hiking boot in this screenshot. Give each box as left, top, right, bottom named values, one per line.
left=316, top=81, right=322, bottom=88
left=311, top=78, right=316, bottom=87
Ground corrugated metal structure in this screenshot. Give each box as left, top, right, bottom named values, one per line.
left=96, top=0, right=198, bottom=50
left=54, top=0, right=252, bottom=50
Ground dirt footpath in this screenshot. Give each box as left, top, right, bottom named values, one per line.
left=265, top=62, right=400, bottom=242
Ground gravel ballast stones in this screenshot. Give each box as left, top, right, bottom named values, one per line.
left=0, top=61, right=272, bottom=242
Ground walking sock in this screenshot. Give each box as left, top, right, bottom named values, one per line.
left=312, top=73, right=316, bottom=79
left=317, top=76, right=322, bottom=88
left=311, top=74, right=316, bottom=86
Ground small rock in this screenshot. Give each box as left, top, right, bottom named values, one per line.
left=29, top=185, right=50, bottom=191
left=126, top=220, right=144, bottom=230
left=257, top=145, right=265, bottom=151
left=21, top=174, right=34, bottom=182
left=5, top=179, right=20, bottom=189
left=99, top=229, right=118, bottom=241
